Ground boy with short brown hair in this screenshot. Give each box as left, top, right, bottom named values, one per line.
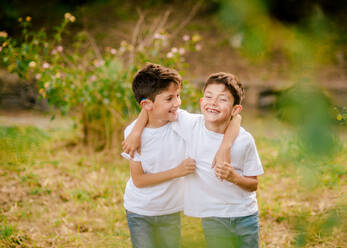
left=122, top=64, right=240, bottom=248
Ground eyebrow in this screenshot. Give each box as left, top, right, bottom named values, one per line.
left=205, top=90, right=229, bottom=96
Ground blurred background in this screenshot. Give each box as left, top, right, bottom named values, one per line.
left=0, top=0, right=346, bottom=247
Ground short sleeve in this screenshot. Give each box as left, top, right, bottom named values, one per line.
left=171, top=109, right=201, bottom=142
left=242, top=135, right=264, bottom=176
left=121, top=120, right=141, bottom=162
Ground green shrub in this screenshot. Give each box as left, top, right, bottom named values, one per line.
left=0, top=13, right=201, bottom=149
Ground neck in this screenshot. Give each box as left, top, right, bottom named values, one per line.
left=204, top=120, right=230, bottom=134
left=146, top=113, right=169, bottom=128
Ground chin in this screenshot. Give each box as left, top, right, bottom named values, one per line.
left=168, top=114, right=178, bottom=122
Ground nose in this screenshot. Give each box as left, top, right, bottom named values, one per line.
left=207, top=97, right=217, bottom=105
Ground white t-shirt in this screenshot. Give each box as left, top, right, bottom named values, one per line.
left=122, top=120, right=186, bottom=216
left=172, top=110, right=264, bottom=218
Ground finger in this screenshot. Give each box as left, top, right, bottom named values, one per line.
left=215, top=170, right=222, bottom=178
left=129, top=150, right=134, bottom=158
left=211, top=159, right=216, bottom=168
left=216, top=173, right=223, bottom=182
left=137, top=147, right=141, bottom=155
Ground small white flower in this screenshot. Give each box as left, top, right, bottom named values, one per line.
left=195, top=44, right=202, bottom=51
left=110, top=48, right=117, bottom=54
left=229, top=33, right=243, bottom=48
left=51, top=49, right=57, bottom=55
left=171, top=47, right=178, bottom=53
left=29, top=61, right=36, bottom=68
left=167, top=52, right=173, bottom=58
left=70, top=16, right=76, bottom=23
left=154, top=33, right=161, bottom=39
left=57, top=46, right=63, bottom=52
left=179, top=48, right=185, bottom=55
left=154, top=33, right=166, bottom=40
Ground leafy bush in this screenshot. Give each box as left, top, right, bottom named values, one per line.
left=0, top=13, right=202, bottom=149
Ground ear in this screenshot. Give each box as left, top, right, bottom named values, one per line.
left=140, top=99, right=153, bottom=111
left=232, top=105, right=242, bottom=116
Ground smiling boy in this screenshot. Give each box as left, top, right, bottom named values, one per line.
left=179, top=73, right=263, bottom=247
left=121, top=64, right=241, bottom=248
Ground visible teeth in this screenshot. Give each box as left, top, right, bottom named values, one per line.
left=207, top=109, right=218, bottom=113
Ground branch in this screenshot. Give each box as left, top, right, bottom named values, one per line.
left=84, top=31, right=102, bottom=60
left=170, top=1, right=202, bottom=38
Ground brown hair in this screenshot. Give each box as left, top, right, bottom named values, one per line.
left=203, top=72, right=245, bottom=105
left=132, top=63, right=182, bottom=103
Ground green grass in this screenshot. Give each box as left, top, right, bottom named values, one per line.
left=0, top=114, right=346, bottom=247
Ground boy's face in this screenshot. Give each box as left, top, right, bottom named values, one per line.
left=148, top=82, right=181, bottom=123
left=200, top=83, right=239, bottom=125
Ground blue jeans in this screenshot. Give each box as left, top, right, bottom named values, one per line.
left=202, top=213, right=259, bottom=248
left=126, top=210, right=181, bottom=248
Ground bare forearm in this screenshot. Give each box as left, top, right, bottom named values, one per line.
left=228, top=175, right=258, bottom=192
left=132, top=109, right=148, bottom=135
left=132, top=167, right=179, bottom=188
left=222, top=114, right=241, bottom=147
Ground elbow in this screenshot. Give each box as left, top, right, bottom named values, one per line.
left=132, top=178, right=145, bottom=188
left=245, top=181, right=258, bottom=192
left=251, top=182, right=258, bottom=192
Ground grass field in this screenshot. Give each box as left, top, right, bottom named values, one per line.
left=0, top=111, right=346, bottom=247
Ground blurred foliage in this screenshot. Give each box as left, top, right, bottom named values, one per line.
left=0, top=126, right=49, bottom=165
left=334, top=106, right=347, bottom=125
left=0, top=13, right=201, bottom=149
left=277, top=82, right=338, bottom=157
left=216, top=0, right=344, bottom=66
left=215, top=1, right=346, bottom=246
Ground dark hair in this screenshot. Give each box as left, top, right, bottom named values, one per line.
left=132, top=63, right=182, bottom=103
left=203, top=72, right=245, bottom=105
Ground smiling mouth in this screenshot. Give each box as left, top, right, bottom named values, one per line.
left=169, top=109, right=178, bottom=114
left=206, top=108, right=219, bottom=114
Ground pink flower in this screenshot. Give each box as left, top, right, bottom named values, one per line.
left=90, top=75, right=97, bottom=81
left=179, top=48, right=185, bottom=55
left=183, top=35, right=190, bottom=41
left=110, top=48, right=117, bottom=54
left=35, top=74, right=41, bottom=80
left=195, top=44, right=202, bottom=51
left=42, top=62, right=50, bottom=69
left=57, top=46, right=63, bottom=52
